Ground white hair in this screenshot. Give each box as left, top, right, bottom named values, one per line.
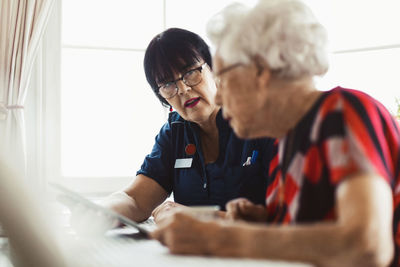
left=206, top=0, right=329, bottom=79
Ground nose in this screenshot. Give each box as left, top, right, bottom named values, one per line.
left=176, top=80, right=191, bottom=95
left=214, top=88, right=222, bottom=106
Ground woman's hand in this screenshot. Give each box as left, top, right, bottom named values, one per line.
left=225, top=198, right=268, bottom=222
left=151, top=212, right=222, bottom=255
left=151, top=201, right=185, bottom=224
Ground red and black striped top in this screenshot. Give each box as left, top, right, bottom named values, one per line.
left=265, top=87, right=400, bottom=266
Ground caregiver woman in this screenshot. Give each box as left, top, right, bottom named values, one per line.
left=104, top=28, right=275, bottom=223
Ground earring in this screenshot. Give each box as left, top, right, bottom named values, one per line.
left=169, top=106, right=173, bottom=112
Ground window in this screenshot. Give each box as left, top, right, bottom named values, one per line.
left=306, top=0, right=400, bottom=114
left=57, top=0, right=166, bottom=193
left=49, top=0, right=256, bottom=193
left=42, top=0, right=400, bottom=193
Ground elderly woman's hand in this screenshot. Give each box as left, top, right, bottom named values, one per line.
left=151, top=201, right=186, bottom=224
left=225, top=198, right=268, bottom=222
left=151, top=212, right=225, bottom=255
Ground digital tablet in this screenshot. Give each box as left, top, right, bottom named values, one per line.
left=49, top=183, right=150, bottom=237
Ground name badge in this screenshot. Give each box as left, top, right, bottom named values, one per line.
left=174, top=158, right=193, bottom=168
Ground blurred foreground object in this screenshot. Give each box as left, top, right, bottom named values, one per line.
left=0, top=159, right=67, bottom=267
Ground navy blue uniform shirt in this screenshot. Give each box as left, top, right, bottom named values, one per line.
left=137, top=110, right=275, bottom=209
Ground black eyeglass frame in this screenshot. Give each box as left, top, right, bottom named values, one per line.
left=157, top=63, right=207, bottom=99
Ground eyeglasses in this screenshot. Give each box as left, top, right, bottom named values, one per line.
left=158, top=63, right=207, bottom=99
left=213, top=63, right=243, bottom=87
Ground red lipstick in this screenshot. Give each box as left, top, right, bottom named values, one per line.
left=184, top=97, right=200, bottom=108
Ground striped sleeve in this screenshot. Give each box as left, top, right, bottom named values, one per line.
left=324, top=89, right=400, bottom=185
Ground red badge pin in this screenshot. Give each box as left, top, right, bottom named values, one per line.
left=185, top=144, right=196, bottom=156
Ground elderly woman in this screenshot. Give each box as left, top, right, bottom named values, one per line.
left=100, top=28, right=275, bottom=223
left=151, top=1, right=400, bottom=266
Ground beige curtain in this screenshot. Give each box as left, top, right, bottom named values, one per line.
left=0, top=0, right=55, bottom=176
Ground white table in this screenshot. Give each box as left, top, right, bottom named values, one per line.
left=61, top=228, right=312, bottom=267
left=0, top=223, right=312, bottom=267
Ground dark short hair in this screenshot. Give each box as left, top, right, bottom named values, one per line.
left=143, top=28, right=212, bottom=107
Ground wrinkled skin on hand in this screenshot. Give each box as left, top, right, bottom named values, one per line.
left=225, top=198, right=268, bottom=222
left=150, top=198, right=268, bottom=257
left=151, top=212, right=224, bottom=255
